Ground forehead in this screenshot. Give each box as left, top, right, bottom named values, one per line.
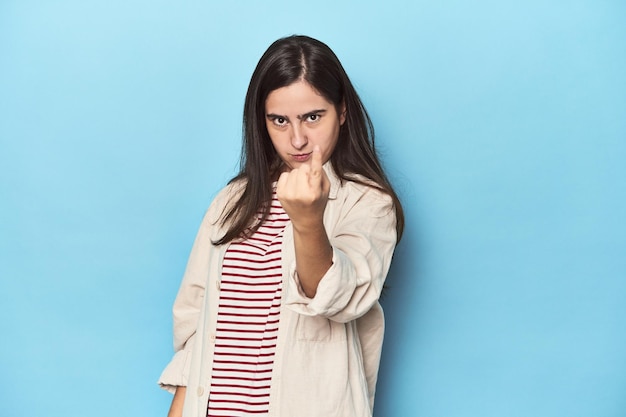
left=265, top=80, right=334, bottom=113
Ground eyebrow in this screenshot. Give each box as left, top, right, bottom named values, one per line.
left=266, top=109, right=327, bottom=120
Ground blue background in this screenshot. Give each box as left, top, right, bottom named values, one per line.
left=1, top=1, right=625, bottom=416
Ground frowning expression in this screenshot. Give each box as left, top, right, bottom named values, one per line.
left=265, top=80, right=346, bottom=171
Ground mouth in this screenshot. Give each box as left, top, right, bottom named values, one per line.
left=290, top=152, right=312, bottom=162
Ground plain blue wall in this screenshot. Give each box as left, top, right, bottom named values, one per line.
left=1, top=1, right=625, bottom=416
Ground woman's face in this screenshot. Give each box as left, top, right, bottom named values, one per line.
left=265, top=80, right=345, bottom=171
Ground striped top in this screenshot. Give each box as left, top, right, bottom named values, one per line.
left=207, top=190, right=290, bottom=417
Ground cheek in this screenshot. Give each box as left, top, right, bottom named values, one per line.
left=321, top=128, right=341, bottom=160
left=328, top=124, right=341, bottom=145
left=267, top=130, right=287, bottom=151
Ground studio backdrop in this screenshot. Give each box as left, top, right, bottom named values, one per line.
left=1, top=1, right=624, bottom=416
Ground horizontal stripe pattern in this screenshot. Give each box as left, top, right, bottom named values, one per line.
left=208, top=192, right=289, bottom=417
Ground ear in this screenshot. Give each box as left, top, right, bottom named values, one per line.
left=339, top=102, right=347, bottom=125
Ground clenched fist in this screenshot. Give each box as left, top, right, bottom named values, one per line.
left=276, top=145, right=330, bottom=232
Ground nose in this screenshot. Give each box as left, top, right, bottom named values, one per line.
left=290, top=125, right=308, bottom=150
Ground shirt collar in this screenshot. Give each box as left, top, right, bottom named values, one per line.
left=323, top=162, right=340, bottom=200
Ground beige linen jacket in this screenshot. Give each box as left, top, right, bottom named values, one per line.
left=159, top=165, right=398, bottom=417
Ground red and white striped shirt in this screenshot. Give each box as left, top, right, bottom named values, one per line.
left=207, top=191, right=289, bottom=417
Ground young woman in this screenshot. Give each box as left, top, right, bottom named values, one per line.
left=159, top=35, right=404, bottom=417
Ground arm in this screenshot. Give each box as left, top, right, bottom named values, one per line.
left=159, top=186, right=235, bottom=391
left=284, top=181, right=397, bottom=323
left=158, top=211, right=210, bottom=391
left=276, top=146, right=333, bottom=297
left=291, top=221, right=333, bottom=297
left=167, top=386, right=186, bottom=417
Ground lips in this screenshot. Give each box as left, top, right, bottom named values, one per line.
left=291, top=152, right=312, bottom=162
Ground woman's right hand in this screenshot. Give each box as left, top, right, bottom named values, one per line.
left=167, top=386, right=186, bottom=417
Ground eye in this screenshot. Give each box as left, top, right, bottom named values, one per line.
left=272, top=117, right=288, bottom=127
left=307, top=114, right=321, bottom=122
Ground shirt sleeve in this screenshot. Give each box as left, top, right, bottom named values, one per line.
left=283, top=184, right=397, bottom=323
left=158, top=333, right=196, bottom=393
left=158, top=185, right=233, bottom=392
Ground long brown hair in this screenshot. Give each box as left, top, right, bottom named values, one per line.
left=214, top=35, right=404, bottom=245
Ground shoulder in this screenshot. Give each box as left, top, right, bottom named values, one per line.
left=332, top=174, right=394, bottom=219
left=325, top=163, right=390, bottom=204
left=205, top=178, right=247, bottom=222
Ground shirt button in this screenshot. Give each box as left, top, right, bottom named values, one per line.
left=210, top=333, right=216, bottom=342
left=215, top=280, right=220, bottom=290
left=197, top=386, right=204, bottom=396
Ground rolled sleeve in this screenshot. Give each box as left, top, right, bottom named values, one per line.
left=157, top=334, right=195, bottom=393
left=284, top=248, right=357, bottom=317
